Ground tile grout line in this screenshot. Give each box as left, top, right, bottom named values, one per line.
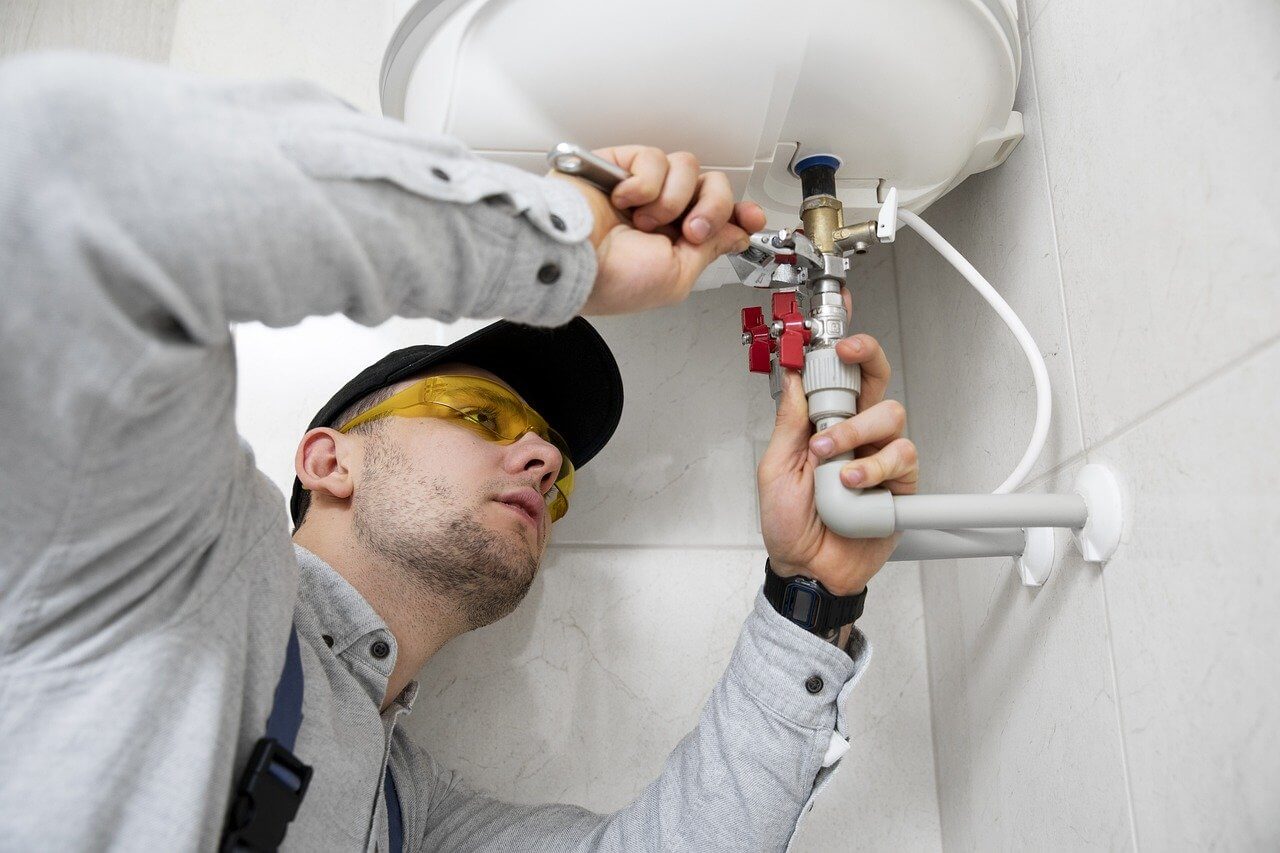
left=1099, top=556, right=1141, bottom=852
left=1083, top=331, right=1280, bottom=459
left=1015, top=331, right=1278, bottom=493
left=1025, top=17, right=1140, bottom=850
left=885, top=244, right=947, bottom=839
left=887, top=245, right=915, bottom=419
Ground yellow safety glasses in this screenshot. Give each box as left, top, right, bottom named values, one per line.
left=338, top=375, right=575, bottom=522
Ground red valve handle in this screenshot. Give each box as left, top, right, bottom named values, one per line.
left=741, top=306, right=774, bottom=374
left=772, top=292, right=810, bottom=371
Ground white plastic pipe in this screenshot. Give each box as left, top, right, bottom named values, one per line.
left=888, top=528, right=1026, bottom=562
left=896, top=209, right=1051, bottom=494
left=814, top=461, right=1089, bottom=539
left=892, top=493, right=1087, bottom=530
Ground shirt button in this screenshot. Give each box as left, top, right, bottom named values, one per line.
left=371, top=640, right=391, bottom=660
left=537, top=263, right=561, bottom=284
left=805, top=675, right=824, bottom=695
left=549, top=213, right=566, bottom=231
left=431, top=167, right=451, bottom=182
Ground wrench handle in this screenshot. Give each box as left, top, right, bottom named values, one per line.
left=546, top=143, right=630, bottom=196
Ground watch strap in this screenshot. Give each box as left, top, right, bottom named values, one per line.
left=764, top=560, right=867, bottom=632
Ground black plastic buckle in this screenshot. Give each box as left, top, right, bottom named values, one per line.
left=221, top=737, right=313, bottom=852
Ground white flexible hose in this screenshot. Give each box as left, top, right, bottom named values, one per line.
left=895, top=209, right=1050, bottom=494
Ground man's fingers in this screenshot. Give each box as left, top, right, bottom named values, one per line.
left=836, top=334, right=891, bottom=411
left=760, top=370, right=812, bottom=470
left=734, top=200, right=767, bottom=234
left=633, top=151, right=700, bottom=232
left=681, top=171, right=735, bottom=244
left=838, top=437, right=918, bottom=491
left=808, top=399, right=905, bottom=460
left=608, top=146, right=670, bottom=209
left=671, top=222, right=750, bottom=289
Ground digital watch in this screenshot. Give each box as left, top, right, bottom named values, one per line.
left=764, top=560, right=867, bottom=640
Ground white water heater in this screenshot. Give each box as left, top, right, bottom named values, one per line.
left=381, top=0, right=1023, bottom=229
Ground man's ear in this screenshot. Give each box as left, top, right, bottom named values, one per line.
left=295, top=428, right=356, bottom=504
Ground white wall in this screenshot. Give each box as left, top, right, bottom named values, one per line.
left=893, top=0, right=1280, bottom=848
left=0, top=2, right=942, bottom=849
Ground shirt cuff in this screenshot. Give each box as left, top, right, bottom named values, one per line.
left=726, top=589, right=871, bottom=731
left=471, top=176, right=597, bottom=326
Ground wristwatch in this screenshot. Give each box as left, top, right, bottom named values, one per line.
left=764, top=560, right=867, bottom=643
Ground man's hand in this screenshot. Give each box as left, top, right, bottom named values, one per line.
left=757, top=324, right=919, bottom=596
left=555, top=145, right=767, bottom=316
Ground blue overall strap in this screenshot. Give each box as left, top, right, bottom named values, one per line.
left=384, top=770, right=404, bottom=853
left=221, top=625, right=314, bottom=852
left=265, top=626, right=305, bottom=751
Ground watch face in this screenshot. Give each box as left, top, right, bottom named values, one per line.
left=782, top=583, right=820, bottom=630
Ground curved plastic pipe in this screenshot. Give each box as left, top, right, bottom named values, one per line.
left=896, top=209, right=1051, bottom=494
left=815, top=460, right=1087, bottom=540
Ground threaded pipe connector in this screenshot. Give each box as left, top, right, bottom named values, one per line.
left=803, top=347, right=859, bottom=423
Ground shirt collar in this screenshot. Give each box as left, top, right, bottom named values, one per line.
left=294, top=543, right=388, bottom=650
left=293, top=543, right=402, bottom=704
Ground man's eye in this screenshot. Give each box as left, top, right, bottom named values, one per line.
left=462, top=407, right=501, bottom=432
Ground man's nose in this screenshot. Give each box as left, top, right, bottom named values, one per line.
left=507, top=431, right=563, bottom=494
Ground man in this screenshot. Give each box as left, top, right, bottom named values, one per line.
left=0, top=53, right=917, bottom=850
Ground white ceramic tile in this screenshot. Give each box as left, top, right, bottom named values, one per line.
left=891, top=12, right=1084, bottom=494
left=918, top=556, right=977, bottom=850
left=169, top=0, right=398, bottom=113
left=549, top=285, right=770, bottom=547
left=793, top=561, right=942, bottom=853
left=848, top=249, right=909, bottom=410
left=402, top=546, right=941, bottom=849
left=920, top=465, right=1134, bottom=849
left=1090, top=340, right=1280, bottom=850
left=1030, top=0, right=1280, bottom=445
left=9, top=0, right=177, bottom=60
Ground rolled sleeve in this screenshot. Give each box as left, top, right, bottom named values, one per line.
left=727, top=590, right=870, bottom=730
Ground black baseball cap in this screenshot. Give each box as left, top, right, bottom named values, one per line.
left=289, top=317, right=623, bottom=524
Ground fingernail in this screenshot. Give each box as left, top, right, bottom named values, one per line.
left=846, top=337, right=863, bottom=353
left=842, top=466, right=865, bottom=487
left=633, top=213, right=656, bottom=231
left=688, top=217, right=711, bottom=241
left=811, top=436, right=834, bottom=457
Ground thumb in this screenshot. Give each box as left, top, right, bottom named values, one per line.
left=671, top=224, right=751, bottom=290
left=761, top=370, right=812, bottom=465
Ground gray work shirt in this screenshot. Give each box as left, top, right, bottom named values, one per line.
left=0, top=53, right=869, bottom=851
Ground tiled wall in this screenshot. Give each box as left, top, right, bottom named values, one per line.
left=0, top=2, right=941, bottom=848
left=894, top=0, right=1280, bottom=848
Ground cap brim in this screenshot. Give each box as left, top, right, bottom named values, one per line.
left=289, top=317, right=622, bottom=524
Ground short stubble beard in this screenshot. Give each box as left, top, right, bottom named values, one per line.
left=352, top=431, right=539, bottom=630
